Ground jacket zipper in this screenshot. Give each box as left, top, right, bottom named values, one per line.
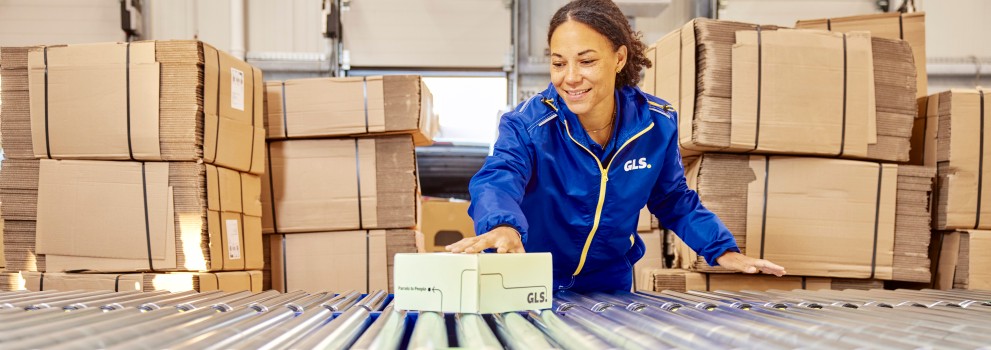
left=563, top=119, right=655, bottom=276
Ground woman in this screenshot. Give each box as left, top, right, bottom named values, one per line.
left=447, top=0, right=785, bottom=292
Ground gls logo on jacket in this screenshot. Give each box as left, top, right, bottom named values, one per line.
left=623, top=157, right=651, bottom=172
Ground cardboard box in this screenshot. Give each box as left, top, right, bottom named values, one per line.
left=268, top=229, right=418, bottom=293
left=265, top=76, right=436, bottom=146
left=920, top=90, right=991, bottom=230
left=633, top=230, right=665, bottom=291
left=0, top=158, right=42, bottom=272
left=21, top=271, right=263, bottom=293
left=1, top=217, right=5, bottom=270
left=653, top=19, right=916, bottom=162
left=1, top=47, right=43, bottom=272
left=673, top=154, right=934, bottom=282
left=933, top=230, right=991, bottom=290
left=20, top=41, right=264, bottom=174
left=2, top=46, right=37, bottom=160
left=796, top=12, right=927, bottom=98
left=393, top=253, right=552, bottom=313
left=636, top=206, right=658, bottom=233
left=641, top=44, right=656, bottom=94
left=35, top=159, right=263, bottom=272
left=638, top=269, right=883, bottom=292
left=421, top=198, right=474, bottom=252
left=0, top=272, right=25, bottom=291
left=262, top=136, right=419, bottom=233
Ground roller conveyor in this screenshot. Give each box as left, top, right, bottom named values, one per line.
left=0, top=288, right=987, bottom=349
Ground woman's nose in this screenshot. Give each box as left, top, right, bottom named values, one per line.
left=564, top=65, right=581, bottom=85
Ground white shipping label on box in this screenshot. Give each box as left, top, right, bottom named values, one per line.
left=393, top=253, right=552, bottom=313
left=231, top=67, right=245, bottom=111
left=227, top=219, right=241, bottom=260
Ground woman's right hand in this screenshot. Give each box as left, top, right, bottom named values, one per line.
left=445, top=226, right=525, bottom=254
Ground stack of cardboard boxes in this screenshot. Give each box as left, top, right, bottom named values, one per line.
left=637, top=13, right=937, bottom=292
left=801, top=14, right=990, bottom=291
left=0, top=41, right=266, bottom=293
left=641, top=269, right=884, bottom=293
left=1, top=47, right=43, bottom=278
left=632, top=206, right=665, bottom=290
left=920, top=90, right=991, bottom=290
left=262, top=76, right=435, bottom=293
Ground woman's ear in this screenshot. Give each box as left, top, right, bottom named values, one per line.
left=616, top=45, right=628, bottom=73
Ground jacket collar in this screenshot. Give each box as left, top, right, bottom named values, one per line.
left=542, top=83, right=654, bottom=147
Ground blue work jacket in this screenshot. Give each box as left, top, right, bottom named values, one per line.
left=469, top=83, right=739, bottom=292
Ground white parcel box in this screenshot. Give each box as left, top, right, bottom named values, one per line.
left=393, top=253, right=552, bottom=313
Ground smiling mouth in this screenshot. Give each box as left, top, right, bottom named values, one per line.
left=567, top=88, right=591, bottom=97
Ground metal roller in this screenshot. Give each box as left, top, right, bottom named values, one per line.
left=1, top=290, right=190, bottom=335
left=137, top=290, right=224, bottom=311
left=560, top=291, right=729, bottom=349
left=109, top=290, right=311, bottom=349
left=289, top=290, right=390, bottom=349
left=236, top=290, right=359, bottom=350
left=350, top=305, right=407, bottom=350
left=194, top=292, right=336, bottom=350
left=454, top=313, right=501, bottom=350
left=491, top=311, right=556, bottom=349
left=553, top=300, right=672, bottom=350
left=0, top=288, right=990, bottom=349
left=527, top=309, right=613, bottom=350
left=408, top=311, right=447, bottom=350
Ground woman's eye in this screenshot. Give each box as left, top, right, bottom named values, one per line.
left=552, top=62, right=565, bottom=68
left=581, top=60, right=596, bottom=65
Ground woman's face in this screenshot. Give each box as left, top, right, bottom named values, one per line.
left=549, top=19, right=626, bottom=117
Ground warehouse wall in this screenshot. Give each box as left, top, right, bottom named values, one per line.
left=0, top=0, right=124, bottom=46
left=145, top=0, right=233, bottom=54
left=247, top=0, right=326, bottom=54
left=341, top=0, right=511, bottom=69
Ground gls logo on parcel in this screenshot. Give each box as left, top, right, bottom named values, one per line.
left=527, top=292, right=547, bottom=304
left=624, top=157, right=651, bottom=172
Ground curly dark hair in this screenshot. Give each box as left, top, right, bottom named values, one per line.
left=548, top=0, right=652, bottom=87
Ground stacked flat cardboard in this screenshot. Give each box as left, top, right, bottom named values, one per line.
left=933, top=231, right=991, bottom=290
left=262, top=136, right=418, bottom=233
left=672, top=154, right=934, bottom=282
left=265, top=76, right=436, bottom=146
left=261, top=74, right=428, bottom=295
left=0, top=159, right=38, bottom=222
left=796, top=12, right=927, bottom=98
left=638, top=269, right=883, bottom=292
left=268, top=229, right=418, bottom=293
left=21, top=271, right=263, bottom=293
left=18, top=41, right=264, bottom=174
left=0, top=221, right=42, bottom=272
left=0, top=158, right=43, bottom=272
left=0, top=271, right=24, bottom=291
left=1, top=46, right=32, bottom=159
left=2, top=41, right=266, bottom=278
left=650, top=18, right=916, bottom=162
left=633, top=230, right=665, bottom=291
left=421, top=198, right=474, bottom=252
left=1, top=217, right=4, bottom=269
left=0, top=47, right=44, bottom=273
left=892, top=165, right=938, bottom=282
left=636, top=206, right=659, bottom=233
left=35, top=160, right=263, bottom=273
left=262, top=233, right=273, bottom=291
left=919, top=90, right=991, bottom=230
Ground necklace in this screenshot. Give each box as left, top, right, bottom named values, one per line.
left=586, top=107, right=617, bottom=134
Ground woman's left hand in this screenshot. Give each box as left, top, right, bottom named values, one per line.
left=715, top=251, right=786, bottom=276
